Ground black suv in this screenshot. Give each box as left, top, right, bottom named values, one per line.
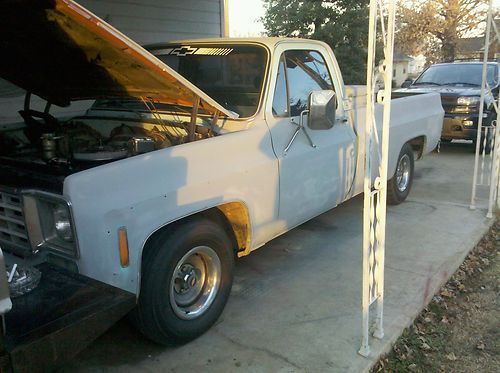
left=395, top=61, right=499, bottom=152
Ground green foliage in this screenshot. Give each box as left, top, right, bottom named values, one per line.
left=261, top=0, right=370, bottom=84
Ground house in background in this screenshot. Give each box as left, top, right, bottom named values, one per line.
left=392, top=52, right=413, bottom=87
left=408, top=54, right=426, bottom=76
left=456, top=18, right=500, bottom=60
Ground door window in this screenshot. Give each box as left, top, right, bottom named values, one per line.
left=272, top=55, right=288, bottom=117
left=284, top=50, right=334, bottom=117
left=272, top=50, right=334, bottom=118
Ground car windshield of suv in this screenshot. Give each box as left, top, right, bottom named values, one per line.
left=414, top=64, right=497, bottom=87
left=150, top=44, right=268, bottom=118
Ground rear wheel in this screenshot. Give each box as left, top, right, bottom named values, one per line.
left=387, top=143, right=414, bottom=205
left=131, top=217, right=234, bottom=345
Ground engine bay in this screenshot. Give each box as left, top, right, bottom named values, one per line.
left=0, top=108, right=214, bottom=176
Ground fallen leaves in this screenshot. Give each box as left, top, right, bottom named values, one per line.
left=445, top=352, right=457, bottom=361
left=421, top=342, right=431, bottom=351
left=440, top=288, right=453, bottom=298
left=370, top=222, right=499, bottom=373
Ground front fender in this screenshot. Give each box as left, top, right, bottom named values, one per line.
left=64, top=123, right=278, bottom=294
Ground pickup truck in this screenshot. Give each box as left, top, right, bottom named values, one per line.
left=396, top=61, right=499, bottom=153
left=0, top=0, right=444, bottom=369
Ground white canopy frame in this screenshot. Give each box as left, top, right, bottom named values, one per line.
left=359, top=0, right=396, bottom=358
left=470, top=0, right=500, bottom=218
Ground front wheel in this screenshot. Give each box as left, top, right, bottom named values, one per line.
left=131, top=217, right=234, bottom=345
left=387, top=143, right=414, bottom=205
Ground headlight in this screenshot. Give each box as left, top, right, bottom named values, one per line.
left=22, top=192, right=78, bottom=258
left=53, top=204, right=73, bottom=242
left=457, top=96, right=480, bottom=106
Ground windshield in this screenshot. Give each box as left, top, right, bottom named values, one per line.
left=414, top=64, right=498, bottom=87
left=150, top=44, right=268, bottom=118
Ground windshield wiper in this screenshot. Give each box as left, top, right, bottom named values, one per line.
left=413, top=81, right=442, bottom=86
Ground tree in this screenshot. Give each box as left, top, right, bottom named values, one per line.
left=395, top=0, right=488, bottom=63
left=262, top=0, right=370, bottom=84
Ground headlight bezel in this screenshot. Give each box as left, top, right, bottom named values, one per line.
left=22, top=191, right=79, bottom=258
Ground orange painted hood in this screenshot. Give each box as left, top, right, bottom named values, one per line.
left=0, top=0, right=238, bottom=118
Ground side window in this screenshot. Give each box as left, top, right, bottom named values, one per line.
left=285, top=50, right=334, bottom=117
left=272, top=55, right=288, bottom=117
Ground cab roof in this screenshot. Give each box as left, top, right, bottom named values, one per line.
left=145, top=37, right=327, bottom=50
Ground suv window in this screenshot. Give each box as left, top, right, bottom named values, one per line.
left=415, top=63, right=498, bottom=87
left=272, top=50, right=334, bottom=118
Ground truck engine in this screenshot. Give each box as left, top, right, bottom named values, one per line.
left=0, top=106, right=214, bottom=193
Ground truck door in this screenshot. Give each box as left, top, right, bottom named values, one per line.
left=265, top=47, right=356, bottom=229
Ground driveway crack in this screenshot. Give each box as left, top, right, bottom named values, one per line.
left=385, top=264, right=425, bottom=276
left=214, top=328, right=303, bottom=371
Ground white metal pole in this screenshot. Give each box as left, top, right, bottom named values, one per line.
left=359, top=0, right=395, bottom=357
left=470, top=0, right=493, bottom=210
left=359, top=0, right=378, bottom=358
left=374, top=0, right=396, bottom=340
left=487, top=8, right=500, bottom=218
left=487, top=117, right=500, bottom=218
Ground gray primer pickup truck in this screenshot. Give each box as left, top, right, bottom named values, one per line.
left=0, top=0, right=443, bottom=370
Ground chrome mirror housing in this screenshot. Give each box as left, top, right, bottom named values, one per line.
left=308, top=90, right=336, bottom=130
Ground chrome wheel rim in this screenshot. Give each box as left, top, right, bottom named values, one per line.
left=396, top=154, right=411, bottom=192
left=169, top=246, right=221, bottom=320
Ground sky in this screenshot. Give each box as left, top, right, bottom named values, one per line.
left=228, top=0, right=266, bottom=37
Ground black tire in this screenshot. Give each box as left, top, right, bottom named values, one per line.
left=131, top=217, right=234, bottom=345
left=387, top=143, right=414, bottom=205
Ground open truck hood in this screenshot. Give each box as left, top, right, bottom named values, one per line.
left=0, top=0, right=238, bottom=118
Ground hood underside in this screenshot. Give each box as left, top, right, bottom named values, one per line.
left=0, top=0, right=237, bottom=118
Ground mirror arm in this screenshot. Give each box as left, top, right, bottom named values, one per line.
left=283, top=126, right=301, bottom=154
left=299, top=110, right=316, bottom=149
left=283, top=109, right=316, bottom=155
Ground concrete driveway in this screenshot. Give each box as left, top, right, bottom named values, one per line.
left=63, top=142, right=493, bottom=372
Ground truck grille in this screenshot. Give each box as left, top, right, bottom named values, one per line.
left=0, top=190, right=31, bottom=256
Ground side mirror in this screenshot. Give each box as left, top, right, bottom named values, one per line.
left=308, top=90, right=336, bottom=130
left=401, top=79, right=413, bottom=88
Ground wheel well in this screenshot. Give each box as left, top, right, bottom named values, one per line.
left=142, top=202, right=252, bottom=265
left=408, top=136, right=426, bottom=160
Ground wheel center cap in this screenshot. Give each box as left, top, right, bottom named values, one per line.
left=188, top=273, right=197, bottom=287
left=182, top=271, right=197, bottom=289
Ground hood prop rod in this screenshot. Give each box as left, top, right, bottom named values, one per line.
left=23, top=92, right=31, bottom=112
left=188, top=95, right=200, bottom=142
